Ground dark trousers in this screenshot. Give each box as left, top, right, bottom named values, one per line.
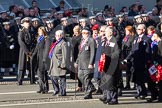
left=78, top=78, right=82, bottom=87
left=37, top=70, right=49, bottom=92
left=135, top=83, right=147, bottom=96
left=50, top=75, right=66, bottom=96
left=103, top=90, right=118, bottom=102
left=30, top=57, right=37, bottom=84
left=18, top=60, right=35, bottom=84
left=133, top=67, right=147, bottom=97
left=159, top=81, right=162, bottom=101
left=18, top=70, right=25, bottom=83
left=78, top=69, right=95, bottom=96
left=125, top=61, right=132, bottom=86
left=148, top=78, right=162, bottom=101
left=147, top=77, right=158, bottom=99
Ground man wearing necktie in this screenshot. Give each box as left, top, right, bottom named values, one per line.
left=125, top=24, right=151, bottom=99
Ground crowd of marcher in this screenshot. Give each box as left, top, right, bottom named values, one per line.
left=0, top=0, right=162, bottom=105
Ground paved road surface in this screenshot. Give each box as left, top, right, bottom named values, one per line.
left=0, top=77, right=162, bottom=108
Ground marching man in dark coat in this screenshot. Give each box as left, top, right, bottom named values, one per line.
left=125, top=24, right=150, bottom=99
left=75, top=27, right=96, bottom=99
left=99, top=26, right=120, bottom=105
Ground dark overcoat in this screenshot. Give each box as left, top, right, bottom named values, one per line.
left=100, top=36, right=120, bottom=90
left=126, top=35, right=151, bottom=84
left=18, top=28, right=35, bottom=71
left=48, top=39, right=68, bottom=76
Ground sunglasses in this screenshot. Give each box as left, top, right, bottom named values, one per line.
left=137, top=28, right=142, bottom=30
left=100, top=30, right=105, bottom=32
left=82, top=32, right=88, bottom=34
left=24, top=20, right=30, bottom=23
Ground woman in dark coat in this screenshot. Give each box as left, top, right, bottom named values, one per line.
left=32, top=26, right=50, bottom=94
left=121, top=26, right=136, bottom=89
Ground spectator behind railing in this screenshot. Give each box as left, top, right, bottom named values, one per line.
left=128, top=4, right=139, bottom=16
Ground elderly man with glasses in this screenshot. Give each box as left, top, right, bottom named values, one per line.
left=124, top=24, right=151, bottom=99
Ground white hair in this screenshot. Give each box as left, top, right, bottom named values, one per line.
left=138, top=24, right=146, bottom=30
left=55, top=30, right=64, bottom=36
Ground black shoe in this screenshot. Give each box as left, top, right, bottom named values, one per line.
left=52, top=91, right=59, bottom=96
left=84, top=95, right=92, bottom=99
left=42, top=91, right=48, bottom=94
left=37, top=90, right=42, bottom=93
left=30, top=82, right=36, bottom=85
left=158, top=99, right=162, bottom=102
left=59, top=94, right=66, bottom=96
left=17, top=82, right=22, bottom=85
left=147, top=98, right=157, bottom=102
left=99, top=97, right=106, bottom=102
left=124, top=85, right=131, bottom=89
left=108, top=101, right=118, bottom=105
left=135, top=95, right=146, bottom=100
left=103, top=100, right=111, bottom=104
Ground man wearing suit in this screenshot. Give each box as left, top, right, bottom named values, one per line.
left=99, top=26, right=120, bottom=105
left=75, top=27, right=96, bottom=99
left=125, top=24, right=151, bottom=99
left=48, top=30, right=68, bottom=96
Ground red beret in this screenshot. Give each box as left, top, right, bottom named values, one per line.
left=92, top=24, right=99, bottom=30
